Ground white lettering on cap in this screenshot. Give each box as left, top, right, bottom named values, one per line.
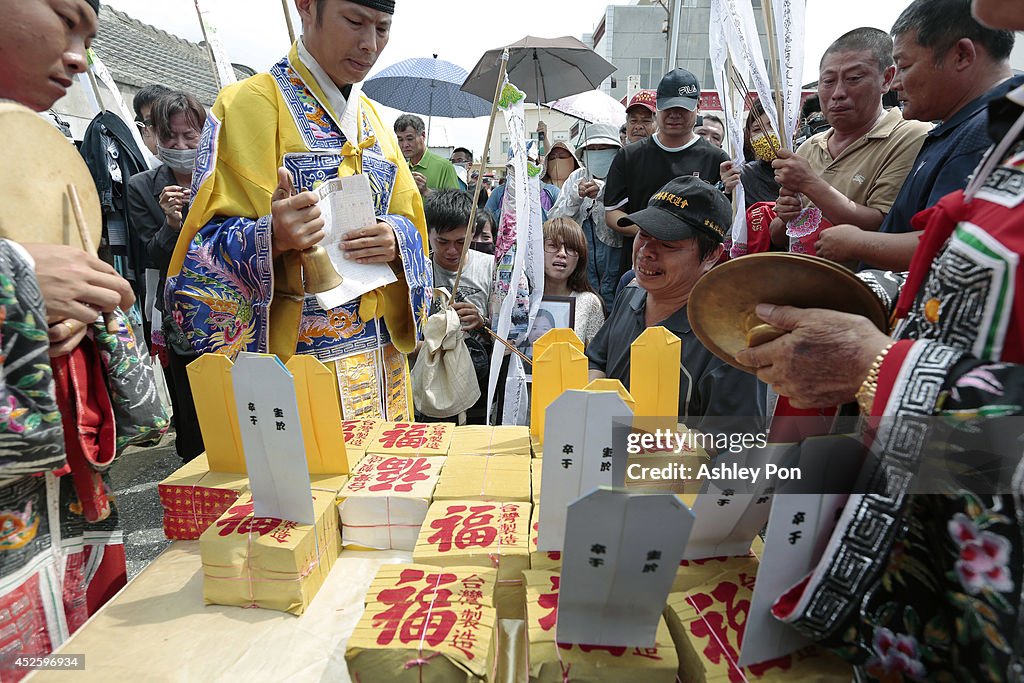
left=678, top=84, right=698, bottom=96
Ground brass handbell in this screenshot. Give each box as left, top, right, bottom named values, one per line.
left=300, top=245, right=344, bottom=293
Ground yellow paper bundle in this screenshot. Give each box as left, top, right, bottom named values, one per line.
left=447, top=426, right=531, bottom=457
left=531, top=460, right=542, bottom=504
left=342, top=418, right=381, bottom=464
left=528, top=504, right=562, bottom=572
left=665, top=562, right=852, bottom=682
left=199, top=490, right=340, bottom=616
left=365, top=421, right=454, bottom=457
left=346, top=564, right=498, bottom=683
left=413, top=500, right=531, bottom=619
left=433, top=454, right=531, bottom=502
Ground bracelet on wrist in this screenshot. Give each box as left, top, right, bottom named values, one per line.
left=855, top=341, right=896, bottom=415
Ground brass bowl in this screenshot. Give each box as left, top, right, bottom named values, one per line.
left=688, top=253, right=888, bottom=371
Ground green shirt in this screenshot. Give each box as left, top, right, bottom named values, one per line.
left=410, top=149, right=461, bottom=191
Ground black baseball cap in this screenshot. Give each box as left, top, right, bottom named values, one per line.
left=617, top=176, right=731, bottom=243
left=656, top=68, right=700, bottom=111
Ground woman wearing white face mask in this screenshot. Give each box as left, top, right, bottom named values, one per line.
left=126, top=90, right=206, bottom=463
left=128, top=91, right=204, bottom=284
left=549, top=123, right=622, bottom=310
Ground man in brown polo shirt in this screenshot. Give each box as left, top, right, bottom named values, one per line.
left=769, top=27, right=931, bottom=254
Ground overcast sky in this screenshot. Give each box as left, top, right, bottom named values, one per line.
left=100, top=0, right=912, bottom=149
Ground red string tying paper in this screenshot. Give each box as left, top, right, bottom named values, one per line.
left=187, top=470, right=218, bottom=533
left=554, top=643, right=573, bottom=683
left=387, top=497, right=393, bottom=549
left=245, top=524, right=258, bottom=608
left=684, top=592, right=748, bottom=682
left=202, top=498, right=331, bottom=607
left=405, top=573, right=445, bottom=683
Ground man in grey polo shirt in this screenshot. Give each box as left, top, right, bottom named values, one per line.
left=587, top=176, right=763, bottom=436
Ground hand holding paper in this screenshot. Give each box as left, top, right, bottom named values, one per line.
left=311, top=175, right=398, bottom=310
left=340, top=220, right=398, bottom=264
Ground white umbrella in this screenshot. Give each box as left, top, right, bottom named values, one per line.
left=546, top=90, right=626, bottom=126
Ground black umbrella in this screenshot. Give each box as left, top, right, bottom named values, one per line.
left=461, top=36, right=617, bottom=105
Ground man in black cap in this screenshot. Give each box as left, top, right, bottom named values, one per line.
left=588, top=176, right=763, bottom=435
left=604, top=68, right=730, bottom=283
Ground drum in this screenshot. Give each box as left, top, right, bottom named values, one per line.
left=0, top=102, right=102, bottom=250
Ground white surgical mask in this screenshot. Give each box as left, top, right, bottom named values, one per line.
left=582, top=148, right=617, bottom=179
left=157, top=145, right=198, bottom=174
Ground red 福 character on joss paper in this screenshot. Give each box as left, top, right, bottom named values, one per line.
left=427, top=505, right=498, bottom=552
left=378, top=423, right=428, bottom=449
left=369, top=457, right=432, bottom=493
left=401, top=578, right=459, bottom=646
left=685, top=578, right=757, bottom=681
left=214, top=502, right=282, bottom=537
left=745, top=655, right=794, bottom=678
left=372, top=568, right=460, bottom=648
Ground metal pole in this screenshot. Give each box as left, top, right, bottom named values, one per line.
left=450, top=49, right=510, bottom=299
left=667, top=0, right=683, bottom=70
left=281, top=0, right=296, bottom=43
left=426, top=55, right=437, bottom=145
left=193, top=1, right=219, bottom=79
left=426, top=94, right=434, bottom=146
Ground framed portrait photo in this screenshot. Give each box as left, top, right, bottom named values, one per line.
left=528, top=295, right=575, bottom=348
left=524, top=296, right=577, bottom=382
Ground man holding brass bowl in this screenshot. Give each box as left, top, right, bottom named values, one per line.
left=165, top=0, right=431, bottom=421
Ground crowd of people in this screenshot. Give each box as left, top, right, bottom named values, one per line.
left=3, top=0, right=1024, bottom=678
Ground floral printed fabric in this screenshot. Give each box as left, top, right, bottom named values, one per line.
left=91, top=309, right=168, bottom=454
left=847, top=358, right=1024, bottom=683
left=795, top=98, right=1024, bottom=680
left=0, top=241, right=65, bottom=485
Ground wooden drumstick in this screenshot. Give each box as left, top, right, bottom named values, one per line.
left=67, top=183, right=120, bottom=333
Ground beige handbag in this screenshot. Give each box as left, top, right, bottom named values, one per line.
left=411, top=288, right=482, bottom=418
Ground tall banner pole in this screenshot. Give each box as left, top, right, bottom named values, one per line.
left=193, top=0, right=237, bottom=90
left=281, top=0, right=297, bottom=43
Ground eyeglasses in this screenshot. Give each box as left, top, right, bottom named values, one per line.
left=544, top=242, right=578, bottom=257
left=134, top=118, right=153, bottom=131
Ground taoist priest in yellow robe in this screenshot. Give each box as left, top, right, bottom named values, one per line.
left=166, top=0, right=432, bottom=421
